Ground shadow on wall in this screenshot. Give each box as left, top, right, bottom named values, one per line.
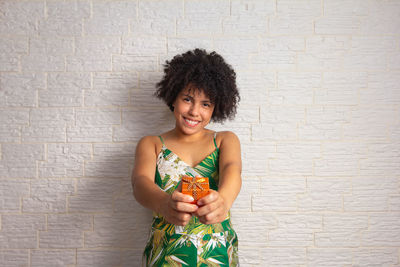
left=71, top=72, right=175, bottom=265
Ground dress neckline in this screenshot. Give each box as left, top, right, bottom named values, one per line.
left=160, top=145, right=219, bottom=169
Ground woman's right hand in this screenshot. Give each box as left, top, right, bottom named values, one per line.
left=159, top=190, right=198, bottom=226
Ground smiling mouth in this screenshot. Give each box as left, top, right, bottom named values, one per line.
left=184, top=117, right=200, bottom=127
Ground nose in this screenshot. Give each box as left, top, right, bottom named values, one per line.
left=188, top=103, right=200, bottom=116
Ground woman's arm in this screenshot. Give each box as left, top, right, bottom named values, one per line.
left=195, top=131, right=242, bottom=224
left=132, top=136, right=197, bottom=225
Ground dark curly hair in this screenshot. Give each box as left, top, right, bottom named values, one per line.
left=155, top=48, right=240, bottom=122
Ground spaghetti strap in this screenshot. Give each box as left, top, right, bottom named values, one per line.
left=213, top=132, right=218, bottom=149
left=158, top=135, right=165, bottom=145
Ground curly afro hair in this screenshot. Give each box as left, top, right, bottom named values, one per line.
left=155, top=48, right=240, bottom=123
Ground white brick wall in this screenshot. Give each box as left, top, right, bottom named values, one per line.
left=0, top=0, right=399, bottom=266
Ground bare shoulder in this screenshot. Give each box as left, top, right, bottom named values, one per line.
left=135, top=135, right=161, bottom=156
left=215, top=131, right=240, bottom=148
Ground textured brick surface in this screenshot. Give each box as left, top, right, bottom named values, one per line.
left=0, top=1, right=399, bottom=266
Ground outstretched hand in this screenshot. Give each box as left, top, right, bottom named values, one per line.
left=194, top=189, right=229, bottom=225
left=159, top=187, right=198, bottom=226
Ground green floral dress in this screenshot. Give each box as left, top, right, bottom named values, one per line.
left=142, top=134, right=239, bottom=267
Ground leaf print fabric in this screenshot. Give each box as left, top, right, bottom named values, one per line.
left=142, top=137, right=239, bottom=266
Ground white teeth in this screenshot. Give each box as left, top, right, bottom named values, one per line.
left=185, top=118, right=199, bottom=126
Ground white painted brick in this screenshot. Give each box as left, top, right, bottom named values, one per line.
left=87, top=72, right=138, bottom=107
left=1, top=214, right=46, bottom=231
left=389, top=195, right=400, bottom=211
left=39, top=143, right=91, bottom=178
left=323, top=0, right=369, bottom=16
left=121, top=250, right=145, bottom=267
left=22, top=54, right=66, bottom=72
left=361, top=214, right=400, bottom=245
left=0, top=180, right=30, bottom=212
left=75, top=107, right=121, bottom=126
left=231, top=0, right=275, bottom=16
left=0, top=230, right=37, bottom=249
left=67, top=125, right=113, bottom=142
left=0, top=36, right=28, bottom=54
left=315, top=142, right=367, bottom=176
left=0, top=1, right=44, bottom=35
left=122, top=36, right=166, bottom=55
left=352, top=248, right=399, bottom=267
left=30, top=108, right=75, bottom=126
left=68, top=179, right=121, bottom=213
left=307, top=248, right=353, bottom=267
left=167, top=38, right=213, bottom=55
left=30, top=37, right=73, bottom=56
left=298, top=36, right=350, bottom=71
left=114, top=107, right=174, bottom=142
left=270, top=0, right=321, bottom=35
left=214, top=37, right=259, bottom=70
left=31, top=249, right=76, bottom=267
left=39, top=229, right=83, bottom=248
left=39, top=89, right=83, bottom=107
left=342, top=36, right=397, bottom=71
left=268, top=213, right=322, bottom=247
left=270, top=142, right=321, bottom=175
left=48, top=214, right=92, bottom=230
left=85, top=0, right=136, bottom=36
left=254, top=106, right=305, bottom=141
left=231, top=177, right=260, bottom=212
left=388, top=52, right=400, bottom=70
left=38, top=0, right=89, bottom=36
left=177, top=17, right=223, bottom=36
left=259, top=248, right=306, bottom=266
left=113, top=55, right=158, bottom=72
left=67, top=55, right=112, bottom=72
left=315, top=230, right=361, bottom=247
left=232, top=212, right=276, bottom=247
left=77, top=250, right=121, bottom=267
left=0, top=73, right=45, bottom=107
left=185, top=0, right=230, bottom=18
left=253, top=177, right=306, bottom=211
left=299, top=177, right=351, bottom=211
left=253, top=37, right=304, bottom=71
left=238, top=246, right=260, bottom=265
left=48, top=72, right=91, bottom=90
left=323, top=213, right=369, bottom=230
left=223, top=15, right=268, bottom=35
left=315, top=72, right=367, bottom=105
left=23, top=179, right=75, bottom=213
left=85, top=214, right=149, bottom=248
left=299, top=106, right=350, bottom=140
left=0, top=250, right=29, bottom=267
left=0, top=109, right=29, bottom=125
left=362, top=72, right=400, bottom=105
left=359, top=1, right=400, bottom=35
left=22, top=125, right=66, bottom=142
left=75, top=37, right=121, bottom=56
left=0, top=54, right=19, bottom=71
left=343, top=107, right=398, bottom=140
left=270, top=72, right=321, bottom=105
left=85, top=143, right=134, bottom=178
left=133, top=0, right=182, bottom=35
left=236, top=71, right=274, bottom=105
left=315, top=16, right=360, bottom=35
left=0, top=125, right=20, bottom=142
left=0, top=144, right=44, bottom=178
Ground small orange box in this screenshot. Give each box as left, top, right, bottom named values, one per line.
left=181, top=176, right=210, bottom=204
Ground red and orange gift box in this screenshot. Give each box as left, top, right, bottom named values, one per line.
left=181, top=176, right=210, bottom=204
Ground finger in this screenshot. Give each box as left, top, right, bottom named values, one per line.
left=196, top=189, right=218, bottom=206
left=171, top=190, right=194, bottom=203
left=198, top=209, right=220, bottom=225
left=194, top=201, right=217, bottom=217
left=173, top=201, right=198, bottom=213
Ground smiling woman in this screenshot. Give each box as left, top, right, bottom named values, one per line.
left=132, top=49, right=242, bottom=266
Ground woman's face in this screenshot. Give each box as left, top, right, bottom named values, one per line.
left=173, top=86, right=215, bottom=136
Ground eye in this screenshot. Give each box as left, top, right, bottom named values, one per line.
left=202, top=102, right=211, bottom=107
left=183, top=97, right=191, bottom=102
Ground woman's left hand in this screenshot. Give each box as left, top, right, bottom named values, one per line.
left=193, top=189, right=229, bottom=225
